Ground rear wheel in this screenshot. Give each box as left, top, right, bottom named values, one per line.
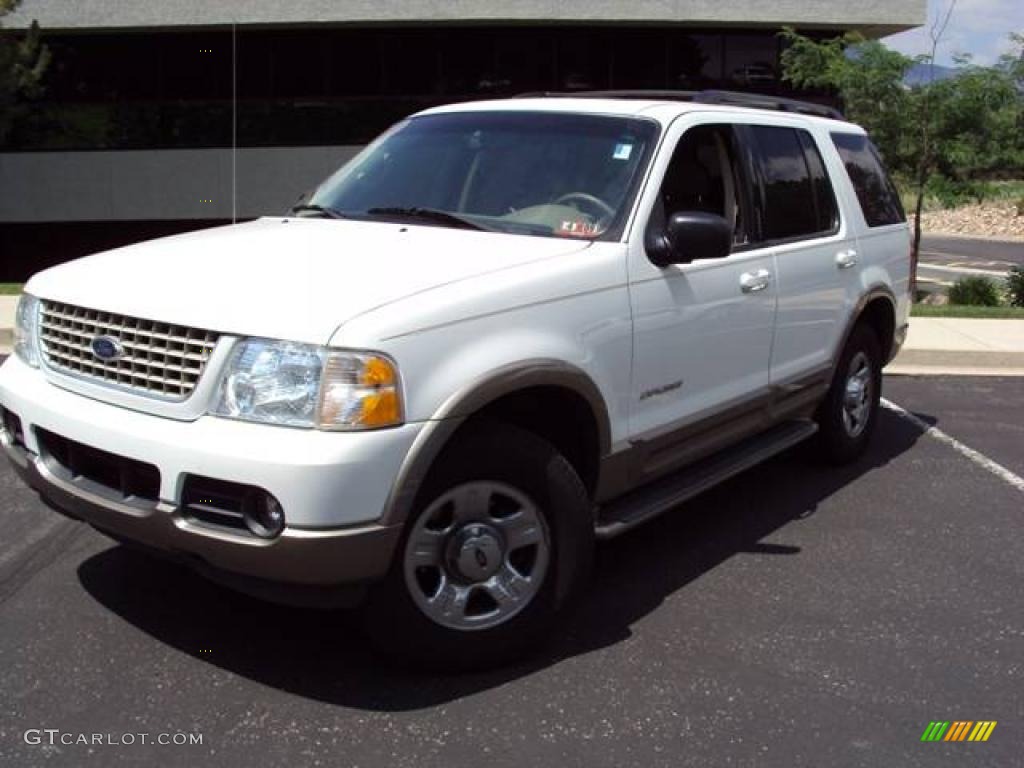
left=362, top=423, right=593, bottom=671
left=815, top=324, right=883, bottom=464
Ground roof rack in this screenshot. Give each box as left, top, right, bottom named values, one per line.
left=515, top=89, right=845, bottom=121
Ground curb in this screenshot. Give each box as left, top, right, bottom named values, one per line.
left=887, top=366, right=1024, bottom=377
left=889, top=349, right=1024, bottom=377
left=923, top=232, right=1024, bottom=245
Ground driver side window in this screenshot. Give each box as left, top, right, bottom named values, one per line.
left=655, top=124, right=750, bottom=247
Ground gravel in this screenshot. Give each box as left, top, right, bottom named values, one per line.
left=920, top=201, right=1024, bottom=240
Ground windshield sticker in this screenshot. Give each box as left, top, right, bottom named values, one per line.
left=613, top=143, right=634, bottom=161
left=557, top=220, right=600, bottom=238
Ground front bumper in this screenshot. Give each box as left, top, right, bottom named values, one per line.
left=0, top=355, right=419, bottom=590
left=3, top=432, right=401, bottom=594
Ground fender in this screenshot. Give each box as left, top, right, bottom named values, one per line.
left=833, top=284, right=899, bottom=369
left=379, top=359, right=611, bottom=527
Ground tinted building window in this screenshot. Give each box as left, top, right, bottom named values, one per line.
left=752, top=125, right=820, bottom=241
left=610, top=29, right=668, bottom=89
left=3, top=26, right=841, bottom=152
left=492, top=31, right=553, bottom=93
left=556, top=30, right=610, bottom=91
left=724, top=34, right=779, bottom=92
left=669, top=32, right=722, bottom=89
left=831, top=133, right=905, bottom=227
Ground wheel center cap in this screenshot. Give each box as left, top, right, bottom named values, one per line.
left=451, top=525, right=503, bottom=582
left=845, top=377, right=865, bottom=408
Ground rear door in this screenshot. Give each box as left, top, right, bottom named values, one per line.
left=746, top=123, right=858, bottom=389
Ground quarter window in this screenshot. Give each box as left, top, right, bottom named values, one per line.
left=831, top=133, right=906, bottom=227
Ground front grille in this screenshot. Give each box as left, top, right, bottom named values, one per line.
left=39, top=300, right=220, bottom=400
left=36, top=428, right=160, bottom=503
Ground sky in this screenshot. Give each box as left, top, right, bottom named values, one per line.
left=883, top=0, right=1023, bottom=66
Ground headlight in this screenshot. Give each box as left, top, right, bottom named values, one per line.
left=211, top=339, right=403, bottom=430
left=13, top=294, right=40, bottom=368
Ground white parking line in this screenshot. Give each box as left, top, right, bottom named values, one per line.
left=881, top=398, right=1024, bottom=494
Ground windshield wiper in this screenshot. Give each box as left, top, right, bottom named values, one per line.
left=290, top=203, right=347, bottom=219
left=365, top=207, right=486, bottom=231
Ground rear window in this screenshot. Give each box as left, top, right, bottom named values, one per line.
left=751, top=125, right=838, bottom=242
left=830, top=133, right=905, bottom=227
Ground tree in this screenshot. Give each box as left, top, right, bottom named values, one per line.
left=908, top=0, right=958, bottom=296
left=779, top=7, right=1024, bottom=295
left=928, top=53, right=1024, bottom=181
left=779, top=30, right=915, bottom=176
left=0, top=0, right=49, bottom=143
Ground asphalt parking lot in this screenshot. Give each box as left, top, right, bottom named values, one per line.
left=916, top=235, right=1022, bottom=288
left=1, top=369, right=1021, bottom=768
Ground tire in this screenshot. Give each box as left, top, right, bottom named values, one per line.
left=814, top=323, right=883, bottom=465
left=361, top=422, right=594, bottom=671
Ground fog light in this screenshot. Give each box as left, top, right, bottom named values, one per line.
left=244, top=492, right=285, bottom=539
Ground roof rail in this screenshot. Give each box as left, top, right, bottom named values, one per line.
left=515, top=89, right=845, bottom=121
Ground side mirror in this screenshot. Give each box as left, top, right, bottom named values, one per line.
left=646, top=211, right=732, bottom=267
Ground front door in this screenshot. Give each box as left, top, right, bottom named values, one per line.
left=628, top=119, right=777, bottom=481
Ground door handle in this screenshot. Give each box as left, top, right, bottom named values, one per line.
left=836, top=249, right=859, bottom=269
left=740, top=269, right=772, bottom=293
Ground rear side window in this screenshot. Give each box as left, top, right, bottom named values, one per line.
left=751, top=126, right=838, bottom=242
left=831, top=133, right=905, bottom=227
left=797, top=131, right=840, bottom=234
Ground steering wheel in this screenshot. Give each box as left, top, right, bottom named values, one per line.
left=554, top=192, right=616, bottom=219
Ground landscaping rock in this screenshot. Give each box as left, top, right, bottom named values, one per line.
left=921, top=201, right=1024, bottom=240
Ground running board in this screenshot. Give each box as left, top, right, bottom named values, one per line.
left=595, top=419, right=818, bottom=540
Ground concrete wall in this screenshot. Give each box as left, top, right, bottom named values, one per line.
left=0, top=146, right=360, bottom=223
left=7, top=0, right=927, bottom=36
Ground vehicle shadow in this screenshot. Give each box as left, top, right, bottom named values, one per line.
left=76, top=406, right=931, bottom=711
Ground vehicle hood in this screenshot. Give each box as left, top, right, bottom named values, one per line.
left=26, top=217, right=592, bottom=344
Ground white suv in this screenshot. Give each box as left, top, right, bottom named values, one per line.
left=0, top=92, right=910, bottom=669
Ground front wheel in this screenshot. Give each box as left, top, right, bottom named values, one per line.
left=815, top=324, right=883, bottom=465
left=362, top=423, right=594, bottom=671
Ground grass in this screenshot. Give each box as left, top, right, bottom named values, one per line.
left=897, top=178, right=1024, bottom=213
left=0, top=284, right=23, bottom=295
left=911, top=303, right=1024, bottom=318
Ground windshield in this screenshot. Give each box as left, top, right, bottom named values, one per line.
left=306, top=111, right=660, bottom=240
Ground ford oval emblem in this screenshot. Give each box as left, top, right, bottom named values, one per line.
left=91, top=335, right=123, bottom=362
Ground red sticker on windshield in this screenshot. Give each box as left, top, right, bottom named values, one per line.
left=557, top=220, right=599, bottom=237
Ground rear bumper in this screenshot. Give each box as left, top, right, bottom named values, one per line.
left=888, top=321, right=910, bottom=364
left=2, top=430, right=402, bottom=594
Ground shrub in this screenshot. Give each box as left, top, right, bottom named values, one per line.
left=1016, top=197, right=1024, bottom=217
left=925, top=177, right=991, bottom=209
left=948, top=276, right=1001, bottom=306
left=1006, top=266, right=1024, bottom=308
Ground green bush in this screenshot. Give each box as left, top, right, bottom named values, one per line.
left=925, top=177, right=991, bottom=209
left=1006, top=266, right=1024, bottom=308
left=948, top=276, right=1001, bottom=306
